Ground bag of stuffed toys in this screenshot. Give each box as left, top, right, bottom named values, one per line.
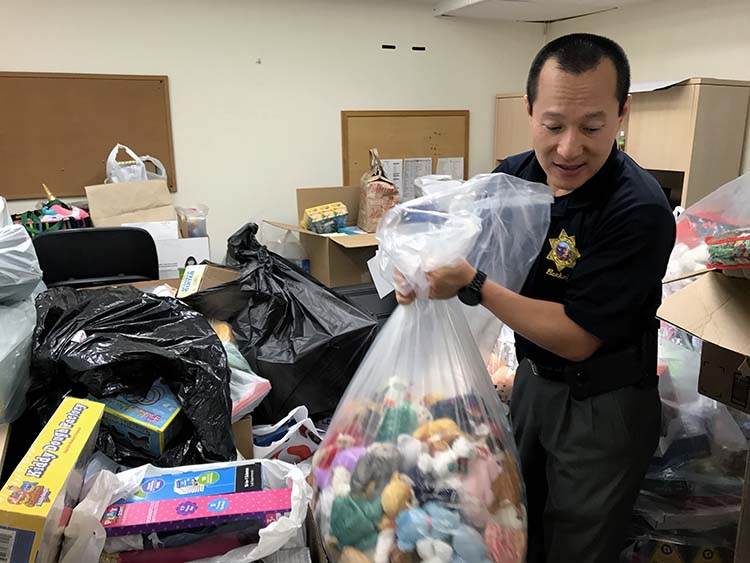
left=312, top=173, right=553, bottom=563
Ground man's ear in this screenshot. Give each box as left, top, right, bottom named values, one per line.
left=524, top=95, right=532, bottom=118
left=619, top=94, right=632, bottom=123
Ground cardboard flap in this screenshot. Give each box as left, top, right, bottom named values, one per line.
left=264, top=220, right=317, bottom=237
left=658, top=272, right=750, bottom=356
left=85, top=180, right=177, bottom=227
left=329, top=234, right=378, bottom=249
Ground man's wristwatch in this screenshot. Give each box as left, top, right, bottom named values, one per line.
left=457, top=269, right=487, bottom=306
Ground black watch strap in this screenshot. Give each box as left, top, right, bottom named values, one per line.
left=457, top=269, right=487, bottom=306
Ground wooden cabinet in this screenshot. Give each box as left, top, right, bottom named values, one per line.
left=493, top=78, right=750, bottom=207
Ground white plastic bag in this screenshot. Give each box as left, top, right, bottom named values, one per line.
left=311, top=173, right=551, bottom=563
left=0, top=297, right=35, bottom=423
left=254, top=406, right=323, bottom=464
left=0, top=198, right=43, bottom=303
left=140, top=154, right=168, bottom=182
left=61, top=459, right=312, bottom=563
left=106, top=143, right=148, bottom=183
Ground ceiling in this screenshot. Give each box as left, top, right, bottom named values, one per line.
left=431, top=0, right=658, bottom=22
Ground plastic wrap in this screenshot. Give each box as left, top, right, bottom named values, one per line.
left=0, top=298, right=35, bottom=423
left=664, top=173, right=750, bottom=293
left=184, top=223, right=379, bottom=424
left=62, top=459, right=312, bottom=563
left=625, top=334, right=749, bottom=558
left=0, top=197, right=43, bottom=303
left=28, top=285, right=236, bottom=467
left=312, top=173, right=552, bottom=563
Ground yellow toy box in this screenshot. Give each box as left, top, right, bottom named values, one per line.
left=0, top=397, right=104, bottom=563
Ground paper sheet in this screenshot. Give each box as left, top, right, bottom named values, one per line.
left=381, top=159, right=403, bottom=192
left=402, top=158, right=433, bottom=201
left=436, top=157, right=465, bottom=180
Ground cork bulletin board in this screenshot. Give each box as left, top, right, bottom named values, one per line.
left=341, top=110, right=470, bottom=186
left=0, top=72, right=176, bottom=200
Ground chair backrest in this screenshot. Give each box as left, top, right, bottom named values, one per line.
left=33, top=227, right=159, bottom=288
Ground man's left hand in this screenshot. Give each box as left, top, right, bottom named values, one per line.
left=425, top=259, right=477, bottom=300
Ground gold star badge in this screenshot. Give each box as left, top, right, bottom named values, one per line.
left=547, top=228, right=581, bottom=272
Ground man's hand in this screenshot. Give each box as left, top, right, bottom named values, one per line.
left=394, top=260, right=476, bottom=305
left=426, top=260, right=476, bottom=299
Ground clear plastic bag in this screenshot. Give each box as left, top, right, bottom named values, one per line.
left=664, top=173, right=750, bottom=293
left=628, top=334, right=749, bottom=553
left=106, top=143, right=148, bottom=183
left=0, top=297, right=35, bottom=423
left=311, top=173, right=552, bottom=563
left=0, top=197, right=44, bottom=303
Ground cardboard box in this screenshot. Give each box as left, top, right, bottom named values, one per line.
left=96, top=380, right=185, bottom=458
left=266, top=186, right=378, bottom=288
left=86, top=180, right=177, bottom=227
left=156, top=237, right=211, bottom=279
left=658, top=271, right=750, bottom=563
left=0, top=397, right=104, bottom=563
left=102, top=486, right=292, bottom=537
left=658, top=272, right=750, bottom=414
left=177, top=264, right=241, bottom=298
left=232, top=416, right=254, bottom=460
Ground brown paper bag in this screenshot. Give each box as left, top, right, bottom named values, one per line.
left=358, top=148, right=399, bottom=233
left=85, top=180, right=177, bottom=227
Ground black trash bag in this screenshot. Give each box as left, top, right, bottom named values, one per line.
left=184, top=223, right=378, bottom=424
left=28, top=285, right=236, bottom=467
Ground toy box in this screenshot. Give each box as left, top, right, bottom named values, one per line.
left=301, top=202, right=348, bottom=234
left=102, top=487, right=293, bottom=537
left=0, top=397, right=104, bottom=563
left=119, top=462, right=263, bottom=504
left=97, top=380, right=184, bottom=458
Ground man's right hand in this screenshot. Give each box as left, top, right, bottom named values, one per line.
left=394, top=271, right=416, bottom=305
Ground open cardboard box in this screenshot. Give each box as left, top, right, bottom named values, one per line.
left=266, top=187, right=378, bottom=288
left=658, top=271, right=750, bottom=562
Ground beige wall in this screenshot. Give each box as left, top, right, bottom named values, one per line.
left=0, top=0, right=542, bottom=258
left=548, top=0, right=750, bottom=173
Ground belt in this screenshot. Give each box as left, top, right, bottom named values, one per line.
left=527, top=345, right=657, bottom=400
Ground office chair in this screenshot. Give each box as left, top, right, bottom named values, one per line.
left=33, top=227, right=159, bottom=288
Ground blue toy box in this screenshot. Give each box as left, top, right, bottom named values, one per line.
left=95, top=380, right=185, bottom=458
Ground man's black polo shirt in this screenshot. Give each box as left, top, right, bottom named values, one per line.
left=493, top=145, right=676, bottom=368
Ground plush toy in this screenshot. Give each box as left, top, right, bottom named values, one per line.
left=395, top=502, right=460, bottom=551
left=395, top=507, right=430, bottom=551
left=375, top=528, right=396, bottom=563
left=333, top=466, right=353, bottom=497
left=381, top=473, right=414, bottom=520
left=341, top=546, right=372, bottom=563
left=390, top=547, right=418, bottom=563
left=462, top=449, right=502, bottom=512
left=378, top=403, right=418, bottom=442
left=452, top=524, right=490, bottom=563
left=397, top=434, right=423, bottom=472
left=334, top=447, right=369, bottom=472
left=413, top=419, right=462, bottom=451
left=351, top=443, right=401, bottom=499
left=416, top=538, right=453, bottom=563
left=484, top=519, right=525, bottom=563
left=407, top=465, right=460, bottom=505
left=314, top=433, right=358, bottom=472
left=330, top=495, right=382, bottom=550
left=424, top=502, right=460, bottom=542
left=490, top=454, right=522, bottom=509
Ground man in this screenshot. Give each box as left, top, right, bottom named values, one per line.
left=397, top=34, right=675, bottom=562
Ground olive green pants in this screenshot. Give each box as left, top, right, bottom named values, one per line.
left=510, top=359, right=661, bottom=563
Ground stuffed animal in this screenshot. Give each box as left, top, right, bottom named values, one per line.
left=375, top=528, right=396, bottom=563
left=341, top=547, right=372, bottom=563
left=414, top=419, right=462, bottom=452
left=397, top=434, right=423, bottom=472
left=333, top=466, right=353, bottom=497
left=452, top=524, right=490, bottom=563
left=382, top=473, right=415, bottom=520
left=416, top=538, right=453, bottom=563
left=351, top=443, right=401, bottom=499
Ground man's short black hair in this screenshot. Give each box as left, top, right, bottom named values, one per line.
left=526, top=33, right=631, bottom=115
